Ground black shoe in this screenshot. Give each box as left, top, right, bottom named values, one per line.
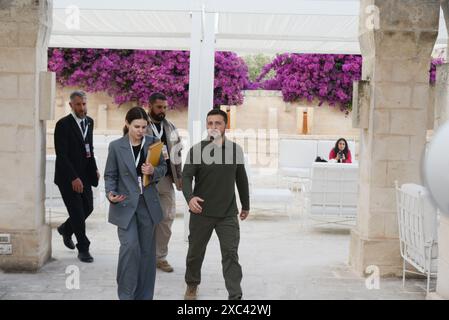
left=78, top=251, right=94, bottom=263
left=57, top=225, right=75, bottom=250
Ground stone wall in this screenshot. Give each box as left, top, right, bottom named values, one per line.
left=0, top=0, right=52, bottom=271
left=46, top=87, right=360, bottom=152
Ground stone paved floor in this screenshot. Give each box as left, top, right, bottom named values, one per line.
left=0, top=210, right=431, bottom=300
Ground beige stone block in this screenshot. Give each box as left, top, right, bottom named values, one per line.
left=386, top=161, right=420, bottom=186
left=0, top=202, right=36, bottom=231
left=0, top=21, right=18, bottom=47
left=409, top=135, right=426, bottom=162
left=383, top=211, right=399, bottom=238
left=39, top=71, right=55, bottom=120
left=435, top=92, right=449, bottom=127
left=0, top=74, right=18, bottom=99
left=370, top=161, right=388, bottom=187
left=417, top=31, right=440, bottom=58
left=370, top=187, right=396, bottom=212
left=0, top=202, right=18, bottom=223
left=18, top=21, right=38, bottom=47
left=19, top=226, right=51, bottom=260
left=437, top=215, right=449, bottom=264
left=377, top=0, right=440, bottom=31
left=18, top=74, right=35, bottom=99
left=355, top=185, right=372, bottom=235
left=363, top=238, right=402, bottom=267
left=19, top=232, right=39, bottom=258
left=373, top=109, right=390, bottom=134
left=15, top=125, right=35, bottom=153
left=390, top=109, right=427, bottom=135
left=372, top=135, right=410, bottom=161
left=349, top=228, right=403, bottom=277
left=428, top=85, right=435, bottom=130
left=349, top=228, right=363, bottom=272
left=9, top=6, right=39, bottom=24
left=0, top=99, right=35, bottom=126
left=374, top=31, right=421, bottom=59
left=0, top=152, right=19, bottom=180
left=0, top=8, right=11, bottom=20
left=0, top=226, right=51, bottom=272
left=366, top=213, right=386, bottom=238
left=0, top=125, right=18, bottom=152
left=375, top=83, right=412, bottom=109
left=412, top=84, right=431, bottom=109
left=377, top=58, right=429, bottom=83
left=16, top=205, right=37, bottom=230
left=0, top=48, right=36, bottom=73
left=16, top=151, right=38, bottom=183
left=436, top=258, right=449, bottom=298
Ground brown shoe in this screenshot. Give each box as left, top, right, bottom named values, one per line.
left=157, top=260, right=174, bottom=273
left=184, top=285, right=198, bottom=300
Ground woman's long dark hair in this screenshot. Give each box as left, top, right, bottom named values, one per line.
left=123, top=106, right=149, bottom=136
left=333, top=138, right=350, bottom=157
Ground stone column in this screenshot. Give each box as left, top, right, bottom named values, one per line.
left=434, top=64, right=449, bottom=128
left=435, top=213, right=449, bottom=298
left=349, top=0, right=440, bottom=276
left=432, top=0, right=449, bottom=300
left=0, top=0, right=53, bottom=271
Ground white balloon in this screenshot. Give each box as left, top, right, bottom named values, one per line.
left=424, top=121, right=449, bottom=217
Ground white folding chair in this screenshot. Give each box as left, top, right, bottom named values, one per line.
left=395, top=182, right=439, bottom=294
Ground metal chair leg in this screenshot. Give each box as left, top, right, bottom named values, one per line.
left=402, top=259, right=406, bottom=288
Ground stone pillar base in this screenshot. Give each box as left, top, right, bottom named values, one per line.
left=426, top=293, right=446, bottom=300
left=349, top=229, right=403, bottom=277
left=436, top=215, right=449, bottom=299
left=0, top=225, right=51, bottom=272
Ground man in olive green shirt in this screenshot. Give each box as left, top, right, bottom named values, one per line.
left=182, top=109, right=250, bottom=300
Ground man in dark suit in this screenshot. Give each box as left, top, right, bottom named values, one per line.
left=54, top=91, right=99, bottom=263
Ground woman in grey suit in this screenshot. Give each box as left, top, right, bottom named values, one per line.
left=104, top=106, right=167, bottom=300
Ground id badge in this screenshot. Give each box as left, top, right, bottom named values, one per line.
left=85, top=143, right=91, bottom=158
left=162, top=145, right=170, bottom=160
left=138, top=176, right=143, bottom=194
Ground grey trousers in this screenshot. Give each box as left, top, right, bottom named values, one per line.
left=117, top=196, right=157, bottom=300
left=155, top=175, right=176, bottom=261
left=185, top=214, right=243, bottom=300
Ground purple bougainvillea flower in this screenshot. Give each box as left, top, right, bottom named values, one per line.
left=48, top=48, right=250, bottom=108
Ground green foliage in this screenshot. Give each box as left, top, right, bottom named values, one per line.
left=243, top=54, right=275, bottom=82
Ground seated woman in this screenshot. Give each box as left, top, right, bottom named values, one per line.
left=329, top=138, right=352, bottom=163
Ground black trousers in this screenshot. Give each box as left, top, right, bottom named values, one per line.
left=58, top=182, right=93, bottom=252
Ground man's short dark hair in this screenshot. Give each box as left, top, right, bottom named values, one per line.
left=149, top=92, right=167, bottom=104
left=207, top=108, right=228, bottom=125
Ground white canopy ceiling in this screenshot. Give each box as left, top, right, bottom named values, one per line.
left=50, top=0, right=449, bottom=55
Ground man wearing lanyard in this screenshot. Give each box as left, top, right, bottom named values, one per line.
left=54, top=91, right=99, bottom=263
left=146, top=92, right=183, bottom=273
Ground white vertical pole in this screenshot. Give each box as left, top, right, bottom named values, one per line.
left=184, top=6, right=216, bottom=242
left=187, top=7, right=216, bottom=147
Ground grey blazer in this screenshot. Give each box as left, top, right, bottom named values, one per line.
left=104, top=134, right=167, bottom=229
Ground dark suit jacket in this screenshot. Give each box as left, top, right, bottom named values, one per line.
left=54, top=114, right=99, bottom=187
